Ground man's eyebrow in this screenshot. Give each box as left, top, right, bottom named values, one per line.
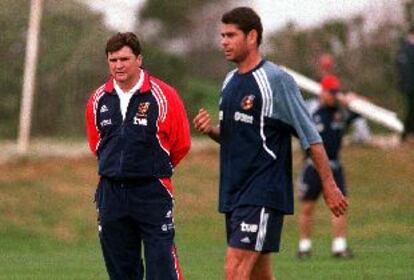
left=108, top=56, right=131, bottom=61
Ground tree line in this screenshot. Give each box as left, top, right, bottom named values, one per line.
left=0, top=0, right=408, bottom=139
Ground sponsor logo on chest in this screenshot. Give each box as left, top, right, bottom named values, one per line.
left=331, top=112, right=345, bottom=130
left=100, top=104, right=109, bottom=113
left=100, top=119, right=112, bottom=127
left=234, top=111, right=254, bottom=124
left=134, top=102, right=151, bottom=126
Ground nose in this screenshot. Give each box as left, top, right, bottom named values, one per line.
left=115, top=59, right=123, bottom=69
left=221, top=36, right=228, bottom=48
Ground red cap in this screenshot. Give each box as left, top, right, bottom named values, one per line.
left=321, top=75, right=341, bottom=91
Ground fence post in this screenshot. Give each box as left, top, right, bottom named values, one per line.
left=17, top=0, right=43, bottom=154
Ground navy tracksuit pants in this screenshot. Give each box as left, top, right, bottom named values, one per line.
left=95, top=177, right=184, bottom=280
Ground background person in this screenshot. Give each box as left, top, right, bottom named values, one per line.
left=396, top=27, right=414, bottom=141
left=86, top=32, right=191, bottom=280
left=317, top=53, right=371, bottom=144
left=193, top=7, right=348, bottom=280
left=297, top=75, right=357, bottom=259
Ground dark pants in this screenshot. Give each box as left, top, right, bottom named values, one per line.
left=95, top=177, right=184, bottom=280
left=403, top=91, right=414, bottom=139
left=299, top=162, right=347, bottom=201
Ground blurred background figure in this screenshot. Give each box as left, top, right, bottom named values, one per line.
left=317, top=53, right=371, bottom=144
left=297, top=75, right=359, bottom=260
left=396, top=26, right=414, bottom=142
left=318, top=53, right=335, bottom=78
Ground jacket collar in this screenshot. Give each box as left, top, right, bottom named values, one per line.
left=104, top=69, right=151, bottom=94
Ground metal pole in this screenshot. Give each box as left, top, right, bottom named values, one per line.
left=17, top=0, right=43, bottom=154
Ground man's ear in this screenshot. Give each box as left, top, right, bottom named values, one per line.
left=137, top=54, right=143, bottom=67
left=247, top=29, right=258, bottom=47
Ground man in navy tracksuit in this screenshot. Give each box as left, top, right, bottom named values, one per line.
left=86, top=32, right=191, bottom=280
left=297, top=75, right=357, bottom=259
left=193, top=7, right=348, bottom=280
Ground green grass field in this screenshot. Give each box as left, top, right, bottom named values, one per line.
left=0, top=142, right=413, bottom=279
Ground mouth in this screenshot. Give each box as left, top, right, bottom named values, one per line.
left=224, top=49, right=233, bottom=56
left=113, top=72, right=127, bottom=80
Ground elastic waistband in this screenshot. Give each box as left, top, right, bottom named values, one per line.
left=100, top=176, right=159, bottom=188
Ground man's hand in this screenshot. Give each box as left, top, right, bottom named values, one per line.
left=193, top=108, right=220, bottom=143
left=309, top=143, right=348, bottom=217
left=322, top=180, right=348, bottom=217
left=193, top=108, right=213, bottom=134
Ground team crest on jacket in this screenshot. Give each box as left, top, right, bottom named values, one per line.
left=241, top=95, right=255, bottom=110
left=137, top=102, right=150, bottom=117
left=134, top=102, right=151, bottom=126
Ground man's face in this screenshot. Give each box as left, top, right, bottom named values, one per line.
left=320, top=89, right=338, bottom=107
left=107, top=46, right=142, bottom=85
left=220, top=23, right=250, bottom=63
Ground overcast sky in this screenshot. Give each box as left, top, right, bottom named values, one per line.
left=80, top=0, right=403, bottom=32
left=255, top=0, right=371, bottom=30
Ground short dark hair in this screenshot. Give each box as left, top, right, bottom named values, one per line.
left=221, top=7, right=263, bottom=46
left=105, top=32, right=141, bottom=56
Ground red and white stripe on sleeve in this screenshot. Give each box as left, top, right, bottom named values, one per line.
left=151, top=77, right=191, bottom=167
left=85, top=85, right=105, bottom=155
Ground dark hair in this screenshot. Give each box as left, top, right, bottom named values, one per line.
left=409, top=26, right=414, bottom=34
left=105, top=32, right=141, bottom=56
left=221, top=7, right=263, bottom=46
